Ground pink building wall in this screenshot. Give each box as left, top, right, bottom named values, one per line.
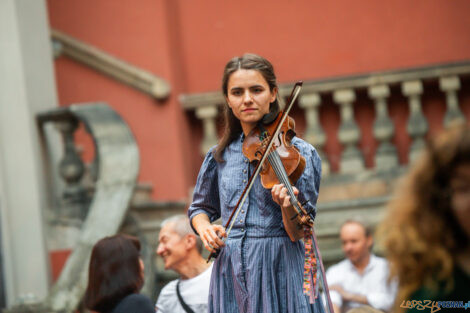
left=47, top=0, right=470, bottom=200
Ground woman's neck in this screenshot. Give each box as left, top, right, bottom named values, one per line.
left=241, top=121, right=257, bottom=136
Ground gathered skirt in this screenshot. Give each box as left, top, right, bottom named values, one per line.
left=208, top=234, right=326, bottom=313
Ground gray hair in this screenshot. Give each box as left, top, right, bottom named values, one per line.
left=160, top=214, right=203, bottom=253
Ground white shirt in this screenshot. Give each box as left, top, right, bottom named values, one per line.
left=156, top=264, right=213, bottom=313
left=325, top=255, right=397, bottom=312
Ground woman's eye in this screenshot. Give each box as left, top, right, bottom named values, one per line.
left=232, top=90, right=242, bottom=96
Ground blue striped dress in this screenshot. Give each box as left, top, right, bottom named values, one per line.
left=188, top=134, right=325, bottom=313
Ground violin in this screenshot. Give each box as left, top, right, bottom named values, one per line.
left=242, top=111, right=313, bottom=241
left=243, top=112, right=305, bottom=189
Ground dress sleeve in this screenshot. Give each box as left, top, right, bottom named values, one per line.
left=188, top=148, right=221, bottom=234
left=292, top=138, right=322, bottom=220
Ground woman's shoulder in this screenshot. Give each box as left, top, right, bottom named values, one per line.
left=291, top=136, right=314, bottom=150
left=111, top=293, right=154, bottom=313
left=200, top=146, right=218, bottom=168
left=291, top=137, right=319, bottom=158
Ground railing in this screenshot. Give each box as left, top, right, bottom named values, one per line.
left=181, top=61, right=469, bottom=175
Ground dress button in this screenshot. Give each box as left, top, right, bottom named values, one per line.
left=243, top=169, right=247, bottom=174
left=241, top=228, right=245, bottom=232
left=243, top=179, right=247, bottom=183
left=241, top=210, right=245, bottom=214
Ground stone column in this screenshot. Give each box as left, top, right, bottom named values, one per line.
left=195, top=106, right=219, bottom=155
left=333, top=89, right=364, bottom=173
left=439, top=76, right=465, bottom=128
left=0, top=0, right=57, bottom=307
left=368, top=85, right=398, bottom=170
left=402, top=80, right=428, bottom=163
left=299, top=93, right=330, bottom=175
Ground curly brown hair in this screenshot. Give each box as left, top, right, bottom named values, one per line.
left=378, top=124, right=470, bottom=310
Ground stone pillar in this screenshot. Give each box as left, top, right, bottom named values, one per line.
left=299, top=93, right=329, bottom=175
left=195, top=106, right=219, bottom=155
left=0, top=0, right=57, bottom=307
left=333, top=89, right=364, bottom=173
left=439, top=76, right=465, bottom=128
left=368, top=85, right=398, bottom=170
left=402, top=80, right=428, bottom=163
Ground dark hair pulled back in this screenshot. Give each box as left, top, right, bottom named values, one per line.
left=214, top=53, right=281, bottom=162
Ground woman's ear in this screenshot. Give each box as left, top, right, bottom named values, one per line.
left=270, top=86, right=278, bottom=103
left=225, top=96, right=232, bottom=110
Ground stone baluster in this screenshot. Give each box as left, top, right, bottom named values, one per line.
left=333, top=89, right=364, bottom=173
left=368, top=85, right=398, bottom=170
left=299, top=93, right=330, bottom=175
left=402, top=80, right=428, bottom=163
left=439, top=76, right=466, bottom=128
left=54, top=117, right=88, bottom=221
left=195, top=105, right=219, bottom=155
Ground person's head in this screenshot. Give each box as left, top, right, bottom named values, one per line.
left=379, top=124, right=470, bottom=305
left=84, top=234, right=144, bottom=312
left=340, top=217, right=373, bottom=266
left=156, top=214, right=203, bottom=273
left=214, top=53, right=280, bottom=162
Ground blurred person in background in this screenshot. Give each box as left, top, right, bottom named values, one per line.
left=84, top=234, right=154, bottom=313
left=155, top=214, right=212, bottom=313
left=326, top=218, right=397, bottom=313
left=379, top=124, right=470, bottom=311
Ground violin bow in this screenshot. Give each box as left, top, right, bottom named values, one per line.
left=207, top=81, right=303, bottom=261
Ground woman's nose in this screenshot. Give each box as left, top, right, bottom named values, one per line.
left=242, top=91, right=253, bottom=104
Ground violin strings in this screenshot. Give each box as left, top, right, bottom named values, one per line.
left=267, top=150, right=302, bottom=213
left=268, top=151, right=293, bottom=195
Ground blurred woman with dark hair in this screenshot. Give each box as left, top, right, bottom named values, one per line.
left=84, top=234, right=154, bottom=313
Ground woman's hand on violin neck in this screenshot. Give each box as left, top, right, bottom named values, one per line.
left=271, top=184, right=299, bottom=210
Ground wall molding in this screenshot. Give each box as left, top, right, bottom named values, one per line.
left=51, top=29, right=170, bottom=101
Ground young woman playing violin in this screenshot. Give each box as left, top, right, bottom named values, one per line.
left=189, top=53, right=327, bottom=313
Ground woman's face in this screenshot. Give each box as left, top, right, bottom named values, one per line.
left=225, top=69, right=277, bottom=135
left=450, top=163, right=470, bottom=240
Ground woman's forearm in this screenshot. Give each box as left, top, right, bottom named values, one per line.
left=191, top=213, right=211, bottom=235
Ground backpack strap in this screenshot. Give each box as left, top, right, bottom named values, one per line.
left=176, top=280, right=196, bottom=313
